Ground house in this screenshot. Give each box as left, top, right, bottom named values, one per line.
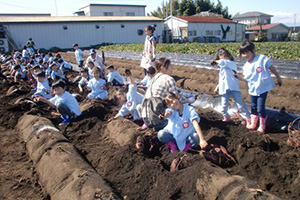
left=76, top=4, right=146, bottom=17
left=246, top=23, right=290, bottom=41
left=0, top=16, right=162, bottom=52
left=164, top=16, right=246, bottom=43
left=233, top=11, right=273, bottom=28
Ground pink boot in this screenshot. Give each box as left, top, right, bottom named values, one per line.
left=257, top=117, right=267, bottom=133
left=141, top=122, right=148, bottom=130
left=183, top=143, right=192, bottom=152
left=247, top=115, right=259, bottom=130
left=245, top=118, right=251, bottom=129
left=167, top=141, right=178, bottom=153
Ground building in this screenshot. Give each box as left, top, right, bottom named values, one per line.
left=233, top=12, right=273, bottom=28
left=246, top=23, right=290, bottom=41
left=76, top=4, right=146, bottom=17
left=0, top=16, right=162, bottom=52
left=164, top=16, right=246, bottom=43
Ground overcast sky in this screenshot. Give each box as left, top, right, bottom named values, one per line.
left=0, top=0, right=299, bottom=26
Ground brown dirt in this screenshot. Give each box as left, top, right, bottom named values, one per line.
left=0, top=53, right=299, bottom=200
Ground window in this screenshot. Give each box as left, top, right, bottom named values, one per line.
left=121, top=24, right=125, bottom=28
left=137, top=29, right=144, bottom=35
left=103, top=12, right=113, bottom=16
left=63, top=25, right=68, bottom=30
left=95, top=25, right=100, bottom=29
left=205, top=30, right=213, bottom=36
left=126, top=12, right=135, bottom=16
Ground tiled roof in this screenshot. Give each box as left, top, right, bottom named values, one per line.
left=175, top=16, right=235, bottom=23
left=246, top=23, right=281, bottom=30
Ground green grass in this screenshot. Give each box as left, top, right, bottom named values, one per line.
left=101, top=42, right=300, bottom=60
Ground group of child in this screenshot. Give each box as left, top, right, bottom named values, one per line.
left=0, top=38, right=282, bottom=153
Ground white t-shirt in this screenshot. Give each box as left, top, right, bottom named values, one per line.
left=87, top=78, right=107, bottom=94
left=118, top=84, right=144, bottom=120
left=75, top=49, right=83, bottom=62
left=164, top=104, right=200, bottom=150
left=243, top=55, right=275, bottom=96
left=218, top=59, right=240, bottom=95
left=36, top=79, right=52, bottom=99
left=107, top=70, right=124, bottom=85
left=85, top=55, right=104, bottom=72
left=50, top=91, right=81, bottom=116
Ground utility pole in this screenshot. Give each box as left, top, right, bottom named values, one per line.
left=54, top=0, right=58, bottom=16
left=294, top=13, right=297, bottom=33
left=170, top=0, right=173, bottom=43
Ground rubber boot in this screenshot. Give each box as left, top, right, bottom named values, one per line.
left=257, top=117, right=267, bottom=133
left=183, top=143, right=192, bottom=152
left=247, top=115, right=259, bottom=130
left=167, top=141, right=178, bottom=153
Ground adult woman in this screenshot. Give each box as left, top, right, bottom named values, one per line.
left=140, top=25, right=157, bottom=75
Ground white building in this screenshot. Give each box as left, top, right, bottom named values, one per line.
left=164, top=16, right=246, bottom=43
left=232, top=12, right=273, bottom=28
left=0, top=16, right=162, bottom=51
left=76, top=4, right=146, bottom=17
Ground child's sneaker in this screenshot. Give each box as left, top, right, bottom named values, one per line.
left=222, top=116, right=231, bottom=122
left=59, top=118, right=70, bottom=126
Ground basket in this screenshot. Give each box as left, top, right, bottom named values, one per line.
left=287, top=117, right=300, bottom=148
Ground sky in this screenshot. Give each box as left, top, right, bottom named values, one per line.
left=0, top=0, right=299, bottom=26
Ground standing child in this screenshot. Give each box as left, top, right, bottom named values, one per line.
left=106, top=65, right=124, bottom=86
left=73, top=43, right=83, bottom=68
left=87, top=67, right=108, bottom=100
left=211, top=48, right=251, bottom=127
left=140, top=25, right=157, bottom=75
left=32, top=71, right=51, bottom=100
left=108, top=70, right=144, bottom=122
left=35, top=80, right=81, bottom=125
left=158, top=92, right=208, bottom=153
left=239, top=40, right=282, bottom=133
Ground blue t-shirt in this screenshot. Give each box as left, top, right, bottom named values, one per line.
left=51, top=69, right=65, bottom=80
left=75, top=49, right=83, bottom=62
left=36, top=79, right=52, bottom=99
left=243, top=55, right=275, bottom=96
left=140, top=75, right=152, bottom=87
left=218, top=59, right=240, bottom=95
left=164, top=104, right=200, bottom=150
left=118, top=84, right=144, bottom=120
left=107, top=70, right=124, bottom=85
left=50, top=91, right=81, bottom=116
left=87, top=78, right=108, bottom=96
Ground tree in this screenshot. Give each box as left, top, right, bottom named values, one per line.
left=296, top=32, right=300, bottom=41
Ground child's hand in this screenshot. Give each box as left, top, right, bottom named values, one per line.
left=277, top=78, right=282, bottom=86
left=108, top=117, right=115, bottom=122
left=200, top=140, right=208, bottom=149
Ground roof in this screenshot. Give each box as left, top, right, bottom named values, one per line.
left=0, top=13, right=51, bottom=16
left=233, top=11, right=273, bottom=19
left=174, top=16, right=235, bottom=23
left=80, top=3, right=146, bottom=10
left=246, top=23, right=289, bottom=31
left=0, top=16, right=162, bottom=23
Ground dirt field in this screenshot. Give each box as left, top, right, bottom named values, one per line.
left=0, top=52, right=299, bottom=200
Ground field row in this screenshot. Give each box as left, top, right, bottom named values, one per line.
left=101, top=42, right=300, bottom=60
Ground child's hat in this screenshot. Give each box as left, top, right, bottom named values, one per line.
left=107, top=65, right=114, bottom=69
left=50, top=63, right=57, bottom=68
left=90, top=49, right=96, bottom=54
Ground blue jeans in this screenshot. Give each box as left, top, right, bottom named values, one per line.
left=221, top=90, right=251, bottom=119
left=157, top=129, right=200, bottom=146
left=250, top=92, right=268, bottom=118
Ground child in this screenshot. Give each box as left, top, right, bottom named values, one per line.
left=32, top=71, right=51, bottom=100
left=108, top=70, right=144, bottom=122
left=86, top=61, right=95, bottom=79
left=36, top=80, right=81, bottom=125
left=106, top=65, right=124, bottom=86
left=158, top=92, right=208, bottom=153
left=73, top=43, right=83, bottom=68
left=58, top=59, right=73, bottom=72
left=13, top=64, right=28, bottom=83
left=239, top=40, right=282, bottom=133
left=211, top=48, right=251, bottom=127
left=137, top=66, right=156, bottom=89
left=87, top=67, right=108, bottom=100
left=78, top=68, right=90, bottom=93
left=141, top=25, right=157, bottom=75
left=50, top=63, right=65, bottom=81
